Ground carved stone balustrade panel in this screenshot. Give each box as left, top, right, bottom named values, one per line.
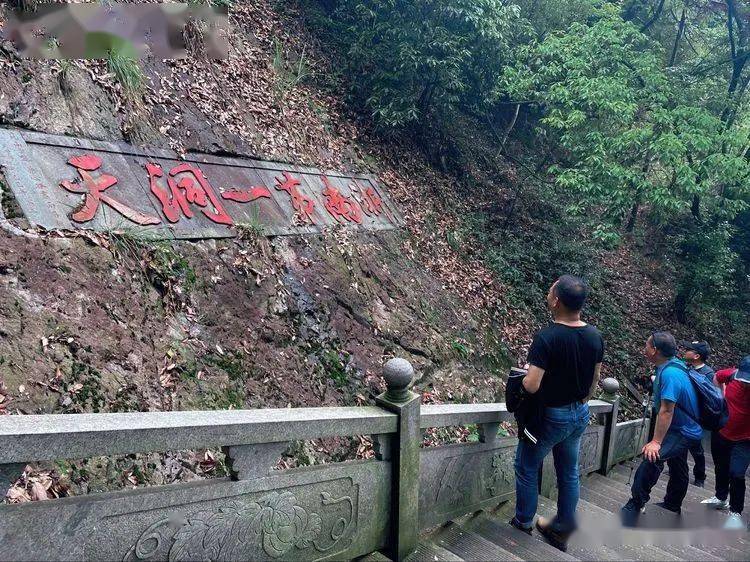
left=418, top=438, right=517, bottom=531
left=0, top=460, right=390, bottom=561
left=612, top=419, right=648, bottom=465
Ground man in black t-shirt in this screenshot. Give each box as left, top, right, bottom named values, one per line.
left=510, top=275, right=604, bottom=552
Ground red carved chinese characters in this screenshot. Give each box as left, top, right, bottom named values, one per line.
left=321, top=176, right=362, bottom=224
left=60, top=154, right=161, bottom=225
left=275, top=171, right=316, bottom=225
left=221, top=186, right=272, bottom=203
left=349, top=180, right=383, bottom=217
left=145, top=162, right=232, bottom=225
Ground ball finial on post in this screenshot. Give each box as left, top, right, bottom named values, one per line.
left=600, top=377, right=620, bottom=400
left=383, top=358, right=414, bottom=402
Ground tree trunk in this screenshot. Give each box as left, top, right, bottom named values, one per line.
left=641, top=0, right=666, bottom=32
left=498, top=103, right=520, bottom=154
left=674, top=290, right=689, bottom=324
left=721, top=0, right=750, bottom=127
left=626, top=200, right=640, bottom=233
left=668, top=8, right=686, bottom=67
left=691, top=194, right=701, bottom=221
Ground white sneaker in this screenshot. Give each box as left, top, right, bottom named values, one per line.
left=701, top=496, right=730, bottom=510
left=723, top=512, right=744, bottom=530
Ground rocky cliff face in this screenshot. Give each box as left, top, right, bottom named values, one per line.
left=0, top=2, right=517, bottom=442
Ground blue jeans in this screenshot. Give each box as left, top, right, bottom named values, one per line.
left=514, top=401, right=589, bottom=533
left=631, top=430, right=700, bottom=509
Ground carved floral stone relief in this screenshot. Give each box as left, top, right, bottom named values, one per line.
left=123, top=485, right=358, bottom=562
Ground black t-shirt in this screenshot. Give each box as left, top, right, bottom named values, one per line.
left=527, top=323, right=605, bottom=407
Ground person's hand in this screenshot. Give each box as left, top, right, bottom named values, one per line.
left=642, top=440, right=661, bottom=463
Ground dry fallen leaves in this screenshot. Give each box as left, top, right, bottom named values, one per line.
left=5, top=466, right=70, bottom=504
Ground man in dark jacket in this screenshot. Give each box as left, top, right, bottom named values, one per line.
left=680, top=340, right=715, bottom=487
left=510, top=275, right=604, bottom=551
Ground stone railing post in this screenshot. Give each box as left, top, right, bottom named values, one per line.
left=597, top=377, right=620, bottom=475
left=375, top=358, right=420, bottom=562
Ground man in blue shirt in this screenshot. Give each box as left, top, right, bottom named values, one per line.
left=621, top=331, right=702, bottom=526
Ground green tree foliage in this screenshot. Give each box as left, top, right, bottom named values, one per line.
left=321, top=0, right=525, bottom=127
left=307, top=0, right=750, bottom=341
left=503, top=5, right=750, bottom=235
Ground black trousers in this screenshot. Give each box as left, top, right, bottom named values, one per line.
left=711, top=431, right=750, bottom=514
left=688, top=438, right=706, bottom=482
left=631, top=431, right=697, bottom=509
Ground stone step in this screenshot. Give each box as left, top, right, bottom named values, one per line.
left=579, top=483, right=624, bottom=513
left=465, top=514, right=578, bottom=562
left=689, top=541, right=750, bottom=561
left=595, top=469, right=750, bottom=557
left=543, top=498, right=692, bottom=561
left=588, top=472, right=711, bottom=509
left=358, top=550, right=393, bottom=562
left=536, top=497, right=683, bottom=561
left=533, top=496, right=635, bottom=561
left=406, top=541, right=464, bottom=562
left=585, top=473, right=638, bottom=499
left=655, top=543, right=723, bottom=561
left=433, top=522, right=522, bottom=561
left=611, top=462, right=750, bottom=504
left=606, top=466, right=750, bottom=526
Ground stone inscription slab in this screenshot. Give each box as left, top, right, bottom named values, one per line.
left=419, top=439, right=517, bottom=531
left=0, top=129, right=404, bottom=239
left=0, top=460, right=390, bottom=562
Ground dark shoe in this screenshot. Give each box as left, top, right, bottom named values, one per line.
left=621, top=498, right=645, bottom=527
left=655, top=501, right=681, bottom=515
left=693, top=479, right=705, bottom=488
left=509, top=517, right=532, bottom=535
left=535, top=517, right=569, bottom=552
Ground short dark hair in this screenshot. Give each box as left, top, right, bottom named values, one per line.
left=553, top=275, right=590, bottom=312
left=650, top=331, right=677, bottom=357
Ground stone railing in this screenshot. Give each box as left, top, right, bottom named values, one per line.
left=0, top=359, right=647, bottom=562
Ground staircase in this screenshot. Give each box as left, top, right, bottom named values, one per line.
left=365, top=458, right=750, bottom=562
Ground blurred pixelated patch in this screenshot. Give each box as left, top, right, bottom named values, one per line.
left=0, top=2, right=229, bottom=59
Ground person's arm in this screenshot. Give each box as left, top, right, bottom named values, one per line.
left=587, top=363, right=602, bottom=399
left=523, top=332, right=549, bottom=394
left=714, top=374, right=726, bottom=396
left=642, top=399, right=674, bottom=462
left=523, top=364, right=545, bottom=394
left=714, top=368, right=735, bottom=396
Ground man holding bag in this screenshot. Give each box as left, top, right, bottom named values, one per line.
left=509, top=275, right=604, bottom=551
